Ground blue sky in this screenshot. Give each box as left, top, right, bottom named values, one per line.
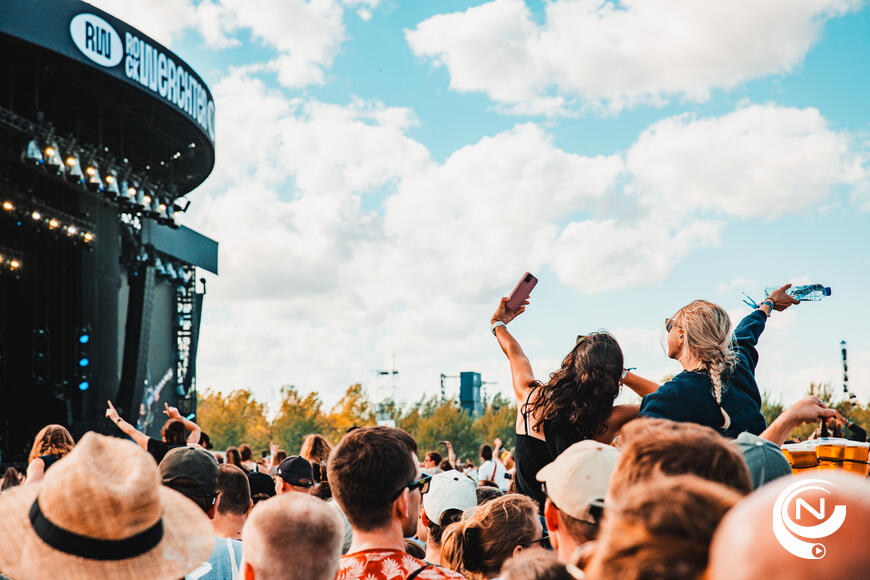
left=92, top=0, right=870, bottom=413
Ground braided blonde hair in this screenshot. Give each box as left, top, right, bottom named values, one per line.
left=673, top=300, right=737, bottom=429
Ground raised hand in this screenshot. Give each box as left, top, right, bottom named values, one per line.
left=765, top=284, right=801, bottom=311
left=163, top=402, right=181, bottom=419
left=492, top=297, right=529, bottom=325
left=105, top=400, right=120, bottom=422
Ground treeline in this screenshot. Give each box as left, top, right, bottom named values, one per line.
left=197, top=383, right=516, bottom=460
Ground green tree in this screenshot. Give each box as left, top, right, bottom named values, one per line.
left=325, top=383, right=376, bottom=442
left=760, top=390, right=784, bottom=427
left=270, top=385, right=329, bottom=454
left=197, top=388, right=270, bottom=451
left=474, top=397, right=517, bottom=450
left=416, top=399, right=478, bottom=460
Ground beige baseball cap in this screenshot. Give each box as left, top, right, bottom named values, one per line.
left=536, top=440, right=619, bottom=524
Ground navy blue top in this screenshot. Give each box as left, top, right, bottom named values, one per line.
left=639, top=309, right=768, bottom=438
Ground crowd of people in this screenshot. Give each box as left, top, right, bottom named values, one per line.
left=0, top=283, right=868, bottom=579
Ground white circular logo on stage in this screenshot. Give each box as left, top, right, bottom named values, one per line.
left=772, top=478, right=847, bottom=559
left=70, top=14, right=123, bottom=68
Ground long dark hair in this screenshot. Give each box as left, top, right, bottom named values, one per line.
left=526, top=332, right=623, bottom=441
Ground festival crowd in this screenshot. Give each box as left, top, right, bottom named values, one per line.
left=0, top=284, right=868, bottom=579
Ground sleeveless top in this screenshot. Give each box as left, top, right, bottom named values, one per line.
left=514, top=386, right=553, bottom=510
left=38, top=454, right=61, bottom=471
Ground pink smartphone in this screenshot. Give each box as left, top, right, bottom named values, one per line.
left=506, top=272, right=538, bottom=311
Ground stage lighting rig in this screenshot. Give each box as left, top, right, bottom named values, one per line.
left=84, top=162, right=104, bottom=192
left=43, top=141, right=64, bottom=174
left=22, top=139, right=43, bottom=165
left=64, top=153, right=84, bottom=184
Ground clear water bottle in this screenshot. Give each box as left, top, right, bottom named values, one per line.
left=764, top=284, right=832, bottom=301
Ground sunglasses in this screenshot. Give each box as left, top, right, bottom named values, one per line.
left=665, top=317, right=675, bottom=332
left=528, top=533, right=550, bottom=548
left=576, top=334, right=586, bottom=345
left=392, top=473, right=432, bottom=500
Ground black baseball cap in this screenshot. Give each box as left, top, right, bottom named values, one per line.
left=159, top=446, right=218, bottom=497
left=247, top=471, right=277, bottom=500
left=276, top=455, right=314, bottom=488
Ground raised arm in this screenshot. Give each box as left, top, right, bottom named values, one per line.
left=491, top=297, right=535, bottom=402
left=163, top=403, right=202, bottom=445
left=105, top=400, right=150, bottom=449
left=760, top=396, right=837, bottom=446
left=620, top=371, right=660, bottom=397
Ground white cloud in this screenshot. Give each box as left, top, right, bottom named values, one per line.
left=406, top=0, right=863, bottom=114
left=89, top=0, right=384, bottom=88
left=627, top=105, right=867, bottom=218
left=187, top=72, right=868, bottom=406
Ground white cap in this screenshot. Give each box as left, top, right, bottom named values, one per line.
left=536, top=440, right=619, bottom=524
left=422, top=470, right=477, bottom=523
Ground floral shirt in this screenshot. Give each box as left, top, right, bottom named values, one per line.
left=337, top=549, right=465, bottom=580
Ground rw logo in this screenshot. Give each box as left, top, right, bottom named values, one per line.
left=69, top=14, right=123, bottom=68
left=772, top=478, right=847, bottom=559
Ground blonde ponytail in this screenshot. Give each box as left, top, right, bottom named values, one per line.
left=673, top=301, right=737, bottom=429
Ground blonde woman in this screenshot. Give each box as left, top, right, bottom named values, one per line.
left=622, top=284, right=798, bottom=437
left=440, top=494, right=543, bottom=579
left=26, top=424, right=75, bottom=483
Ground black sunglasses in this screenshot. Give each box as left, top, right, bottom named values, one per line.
left=665, top=317, right=674, bottom=332
left=529, top=532, right=550, bottom=547
left=392, top=473, right=432, bottom=500
left=576, top=334, right=586, bottom=345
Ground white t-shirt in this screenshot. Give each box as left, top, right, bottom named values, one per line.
left=478, top=459, right=509, bottom=491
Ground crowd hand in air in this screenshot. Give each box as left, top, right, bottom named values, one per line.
left=491, top=297, right=529, bottom=325
left=764, top=284, right=801, bottom=311
left=761, top=395, right=839, bottom=446
left=163, top=402, right=183, bottom=419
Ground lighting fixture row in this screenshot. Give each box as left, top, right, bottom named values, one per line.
left=0, top=246, right=23, bottom=273
left=21, top=139, right=183, bottom=228
left=1, top=198, right=95, bottom=245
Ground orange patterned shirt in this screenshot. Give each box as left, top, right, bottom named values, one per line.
left=337, top=549, right=466, bottom=580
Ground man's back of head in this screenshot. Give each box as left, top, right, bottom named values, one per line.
left=609, top=418, right=752, bottom=498
left=242, top=493, right=343, bottom=580
left=327, top=425, right=418, bottom=532
left=159, top=445, right=219, bottom=517
left=709, top=471, right=870, bottom=580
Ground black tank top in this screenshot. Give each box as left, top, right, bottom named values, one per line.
left=38, top=454, right=61, bottom=471
left=514, top=387, right=553, bottom=511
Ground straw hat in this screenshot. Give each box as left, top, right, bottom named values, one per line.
left=0, top=432, right=214, bottom=580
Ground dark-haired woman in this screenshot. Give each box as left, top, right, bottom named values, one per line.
left=491, top=297, right=637, bottom=508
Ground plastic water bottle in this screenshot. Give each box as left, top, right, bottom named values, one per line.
left=764, top=284, right=832, bottom=301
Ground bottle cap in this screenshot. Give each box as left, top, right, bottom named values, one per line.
left=825, top=287, right=832, bottom=296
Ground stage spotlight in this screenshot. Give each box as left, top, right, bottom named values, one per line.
left=66, top=225, right=79, bottom=236
left=44, top=143, right=64, bottom=174
left=31, top=210, right=41, bottom=221
left=48, top=218, right=60, bottom=230
left=65, top=154, right=84, bottom=183
left=83, top=232, right=95, bottom=243
left=78, top=380, right=90, bottom=391
left=22, top=139, right=44, bottom=165
left=2, top=201, right=13, bottom=212
left=104, top=174, right=120, bottom=199
left=85, top=163, right=104, bottom=192
left=9, top=260, right=20, bottom=270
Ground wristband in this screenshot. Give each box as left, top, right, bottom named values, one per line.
left=760, top=300, right=774, bottom=316
left=491, top=320, right=507, bottom=336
